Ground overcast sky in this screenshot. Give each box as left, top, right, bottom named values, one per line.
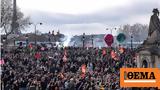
left=17, top=0, right=160, bottom=35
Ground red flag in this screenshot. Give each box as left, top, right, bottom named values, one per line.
left=111, top=50, right=119, bottom=60
left=64, top=49, right=67, bottom=56
left=63, top=55, right=67, bottom=62
left=34, top=52, right=41, bottom=60
left=102, top=48, right=106, bottom=56
left=29, top=44, right=33, bottom=49
left=119, top=47, right=125, bottom=54
left=0, top=59, right=5, bottom=65
left=111, top=50, right=116, bottom=58
left=81, top=73, right=85, bottom=78
left=81, top=64, right=86, bottom=78
left=63, top=49, right=67, bottom=62
left=81, top=64, right=86, bottom=74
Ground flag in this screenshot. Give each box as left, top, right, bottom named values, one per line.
left=111, top=50, right=119, bottom=60
left=102, top=48, right=106, bottom=56
left=81, top=64, right=86, bottom=78
left=29, top=44, right=33, bottom=49
left=63, top=55, right=67, bottom=62
left=119, top=47, right=125, bottom=54
left=41, top=47, right=45, bottom=51
left=111, top=50, right=116, bottom=59
left=34, top=52, right=41, bottom=60
left=0, top=59, right=5, bottom=65
left=64, top=49, right=67, bottom=56
left=63, top=49, right=67, bottom=62
left=81, top=64, right=86, bottom=74
left=81, top=73, right=85, bottom=78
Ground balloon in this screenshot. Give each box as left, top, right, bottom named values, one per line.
left=104, top=34, right=114, bottom=47
left=117, top=33, right=126, bottom=43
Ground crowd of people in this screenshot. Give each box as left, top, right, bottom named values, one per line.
left=1, top=45, right=137, bottom=90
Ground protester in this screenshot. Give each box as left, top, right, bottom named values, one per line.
left=1, top=46, right=136, bottom=90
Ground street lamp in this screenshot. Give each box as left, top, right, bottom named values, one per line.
left=25, top=34, right=29, bottom=47
left=29, top=22, right=42, bottom=46
left=128, top=31, right=133, bottom=50
left=48, top=31, right=51, bottom=44
left=52, top=30, right=57, bottom=47
left=14, top=38, right=16, bottom=46
left=131, top=35, right=133, bottom=50
left=2, top=38, right=6, bottom=46
left=128, top=27, right=133, bottom=50
left=106, top=27, right=117, bottom=34
left=91, top=35, right=94, bottom=47
left=82, top=33, right=85, bottom=48
left=2, top=38, right=6, bottom=54
left=52, top=30, right=57, bottom=43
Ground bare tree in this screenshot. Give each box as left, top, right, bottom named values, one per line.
left=118, top=23, right=149, bottom=42
left=1, top=0, right=30, bottom=40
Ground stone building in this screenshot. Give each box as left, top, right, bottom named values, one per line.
left=136, top=8, right=160, bottom=68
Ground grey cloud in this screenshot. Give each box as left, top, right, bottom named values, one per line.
left=29, top=0, right=159, bottom=25
left=23, top=0, right=160, bottom=35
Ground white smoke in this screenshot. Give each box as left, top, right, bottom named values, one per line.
left=63, top=35, right=73, bottom=46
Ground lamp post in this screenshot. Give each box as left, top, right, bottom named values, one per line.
left=25, top=34, right=29, bottom=47
left=129, top=28, right=133, bottom=50
left=106, top=27, right=117, bottom=34
left=2, top=38, right=6, bottom=46
left=82, top=33, right=85, bottom=48
left=131, top=35, right=133, bottom=50
left=2, top=38, right=6, bottom=54
left=13, top=38, right=15, bottom=46
left=29, top=22, right=42, bottom=46
left=48, top=31, right=51, bottom=44
left=91, top=35, right=94, bottom=47
left=52, top=30, right=57, bottom=47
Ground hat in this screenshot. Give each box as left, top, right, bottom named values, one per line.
left=153, top=8, right=159, bottom=13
